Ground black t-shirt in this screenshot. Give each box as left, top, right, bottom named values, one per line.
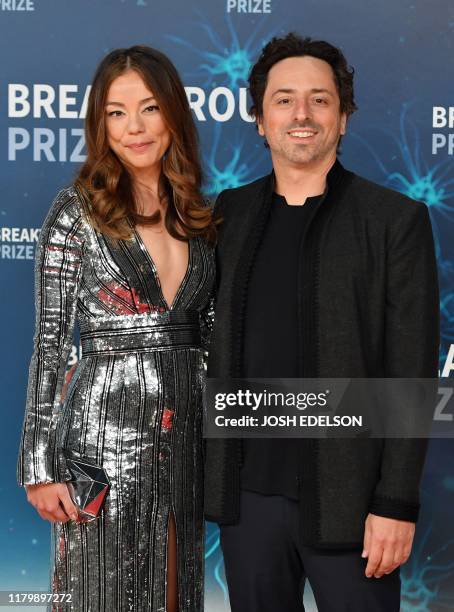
left=241, top=191, right=321, bottom=499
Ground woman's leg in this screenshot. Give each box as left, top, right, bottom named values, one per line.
left=166, top=510, right=179, bottom=612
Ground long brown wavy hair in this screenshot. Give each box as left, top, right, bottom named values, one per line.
left=75, top=45, right=216, bottom=243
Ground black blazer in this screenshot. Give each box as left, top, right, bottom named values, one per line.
left=204, top=160, right=440, bottom=548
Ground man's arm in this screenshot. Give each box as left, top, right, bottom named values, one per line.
left=364, top=200, right=439, bottom=577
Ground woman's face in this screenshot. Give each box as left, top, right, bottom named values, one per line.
left=105, top=70, right=171, bottom=176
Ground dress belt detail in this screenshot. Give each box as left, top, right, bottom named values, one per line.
left=79, top=310, right=201, bottom=356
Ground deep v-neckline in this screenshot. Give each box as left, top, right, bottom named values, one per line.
left=130, top=222, right=192, bottom=311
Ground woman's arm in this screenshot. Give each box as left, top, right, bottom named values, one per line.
left=17, top=188, right=87, bottom=487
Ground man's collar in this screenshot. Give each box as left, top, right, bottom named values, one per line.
left=268, top=158, right=346, bottom=196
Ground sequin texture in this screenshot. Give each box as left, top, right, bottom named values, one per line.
left=17, top=187, right=215, bottom=611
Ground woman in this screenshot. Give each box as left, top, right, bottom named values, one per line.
left=17, top=45, right=215, bottom=612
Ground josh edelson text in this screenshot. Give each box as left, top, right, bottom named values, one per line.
left=213, top=389, right=363, bottom=429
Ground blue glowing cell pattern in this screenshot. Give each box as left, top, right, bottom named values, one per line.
left=203, top=123, right=268, bottom=196
left=205, top=524, right=230, bottom=606
left=167, top=13, right=281, bottom=89
left=401, top=525, right=454, bottom=611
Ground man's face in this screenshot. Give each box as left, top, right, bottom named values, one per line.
left=257, top=56, right=347, bottom=169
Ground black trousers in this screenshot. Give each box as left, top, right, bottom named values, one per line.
left=219, top=491, right=401, bottom=612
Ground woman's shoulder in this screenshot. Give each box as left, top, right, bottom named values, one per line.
left=48, top=184, right=84, bottom=214
left=41, top=184, right=91, bottom=239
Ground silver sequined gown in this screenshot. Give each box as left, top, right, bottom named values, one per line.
left=17, top=187, right=215, bottom=612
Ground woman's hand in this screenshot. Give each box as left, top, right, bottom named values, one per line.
left=25, top=483, right=79, bottom=523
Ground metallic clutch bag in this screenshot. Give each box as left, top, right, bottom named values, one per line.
left=62, top=450, right=110, bottom=523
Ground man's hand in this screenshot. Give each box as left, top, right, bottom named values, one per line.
left=362, top=513, right=415, bottom=578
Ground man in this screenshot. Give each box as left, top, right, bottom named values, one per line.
left=204, top=34, right=439, bottom=611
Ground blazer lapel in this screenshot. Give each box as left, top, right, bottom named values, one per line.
left=229, top=172, right=275, bottom=377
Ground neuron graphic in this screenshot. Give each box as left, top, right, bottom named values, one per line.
left=167, top=13, right=280, bottom=89
left=205, top=523, right=229, bottom=605
left=203, top=123, right=268, bottom=197
left=351, top=103, right=454, bottom=243
left=401, top=524, right=454, bottom=611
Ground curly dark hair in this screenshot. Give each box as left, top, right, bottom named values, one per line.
left=248, top=33, right=358, bottom=120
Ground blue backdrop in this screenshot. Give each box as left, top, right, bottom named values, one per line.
left=1, top=1, right=454, bottom=610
